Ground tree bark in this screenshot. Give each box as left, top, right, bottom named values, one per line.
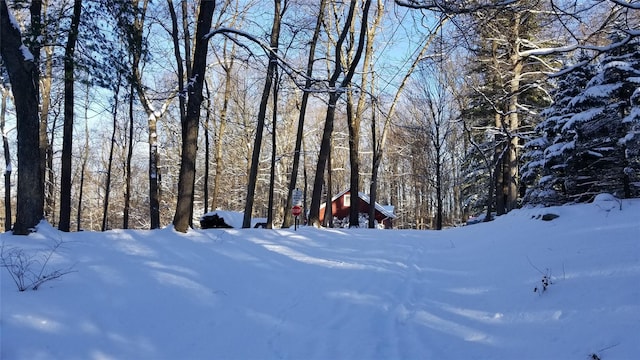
left=266, top=72, right=279, bottom=229
left=347, top=0, right=382, bottom=228
left=346, top=93, right=360, bottom=227
left=40, top=3, right=59, bottom=222
left=203, top=79, right=211, bottom=214
left=281, top=0, right=326, bottom=228
left=507, top=51, right=523, bottom=212
left=58, top=0, right=82, bottom=232
left=242, top=0, right=283, bottom=228
left=173, top=0, right=215, bottom=232
left=102, top=84, right=120, bottom=231
left=308, top=0, right=373, bottom=227
left=1, top=0, right=45, bottom=234
left=124, top=83, right=134, bottom=228
left=129, top=0, right=163, bottom=229
left=211, top=42, right=235, bottom=210
left=1, top=87, right=11, bottom=231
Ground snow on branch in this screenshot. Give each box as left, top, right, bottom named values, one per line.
left=394, top=0, right=519, bottom=13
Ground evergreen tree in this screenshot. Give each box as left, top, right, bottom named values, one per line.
left=522, top=54, right=597, bottom=205
left=562, top=31, right=640, bottom=201
left=460, top=0, right=554, bottom=216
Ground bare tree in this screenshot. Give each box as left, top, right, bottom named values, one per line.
left=241, top=0, right=285, bottom=228
left=308, top=0, right=373, bottom=227
left=210, top=37, right=238, bottom=211
left=101, top=82, right=121, bottom=231
left=281, top=0, right=327, bottom=228
left=58, top=0, right=82, bottom=232
left=367, top=15, right=447, bottom=228
left=345, top=0, right=384, bottom=228
left=173, top=0, right=216, bottom=232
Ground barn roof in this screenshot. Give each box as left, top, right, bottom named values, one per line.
left=321, top=189, right=396, bottom=219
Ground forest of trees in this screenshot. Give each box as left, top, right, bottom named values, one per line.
left=1, top=0, right=638, bottom=233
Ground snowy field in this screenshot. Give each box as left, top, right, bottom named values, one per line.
left=1, top=196, right=639, bottom=360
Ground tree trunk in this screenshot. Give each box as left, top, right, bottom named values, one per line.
left=494, top=112, right=505, bottom=216
left=507, top=59, right=523, bottom=212
left=242, top=0, right=283, bottom=228
left=267, top=72, right=279, bottom=229
left=124, top=84, right=134, bottom=229
left=309, top=92, right=339, bottom=227
left=1, top=0, right=45, bottom=234
left=435, top=150, right=443, bottom=230
left=1, top=87, right=12, bottom=231
left=368, top=104, right=380, bottom=228
left=324, top=144, right=333, bottom=228
left=282, top=0, right=326, bottom=228
left=42, top=38, right=55, bottom=221
left=173, top=0, right=215, bottom=232
left=203, top=80, right=211, bottom=214
left=129, top=0, right=163, bottom=229
left=346, top=93, right=360, bottom=227
left=46, top=115, right=56, bottom=225
left=211, top=47, right=234, bottom=210
left=348, top=0, right=382, bottom=228
left=58, top=0, right=82, bottom=232
left=76, top=85, right=91, bottom=232
left=102, top=84, right=120, bottom=231
left=308, top=0, right=373, bottom=227
left=29, top=0, right=49, bottom=224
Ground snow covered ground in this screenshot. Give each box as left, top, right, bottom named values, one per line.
left=1, top=196, right=639, bottom=359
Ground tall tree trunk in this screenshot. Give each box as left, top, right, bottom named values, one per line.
left=267, top=72, right=279, bottom=229
left=58, top=0, right=82, bottom=232
left=308, top=0, right=372, bottom=227
left=348, top=0, right=382, bottom=228
left=76, top=85, right=90, bottom=232
left=1, top=87, right=11, bottom=231
left=102, top=84, right=120, bottom=231
left=507, top=60, right=523, bottom=212
left=42, top=37, right=56, bottom=221
left=124, top=84, right=134, bottom=228
left=168, top=0, right=187, bottom=125
left=129, top=0, right=163, bottom=229
left=182, top=0, right=192, bottom=79
left=1, top=0, right=45, bottom=234
left=211, top=46, right=234, bottom=210
left=282, top=0, right=326, bottom=228
left=46, top=115, right=57, bottom=225
left=77, top=131, right=88, bottom=232
left=242, top=0, right=283, bottom=228
left=309, top=92, right=339, bottom=227
left=203, top=80, right=211, bottom=214
left=346, top=93, right=361, bottom=227
left=494, top=113, right=506, bottom=216
left=435, top=147, right=443, bottom=230
left=323, top=144, right=333, bottom=228
left=40, top=1, right=62, bottom=225
left=173, top=0, right=215, bottom=232
left=368, top=98, right=380, bottom=228
left=29, top=0, right=48, bottom=223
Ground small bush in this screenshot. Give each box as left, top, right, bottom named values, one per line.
left=1, top=240, right=75, bottom=291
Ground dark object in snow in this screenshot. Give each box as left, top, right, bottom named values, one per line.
left=254, top=222, right=267, bottom=228
left=200, top=214, right=233, bottom=229
left=541, top=213, right=560, bottom=221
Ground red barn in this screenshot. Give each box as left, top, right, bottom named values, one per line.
left=319, top=189, right=396, bottom=228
